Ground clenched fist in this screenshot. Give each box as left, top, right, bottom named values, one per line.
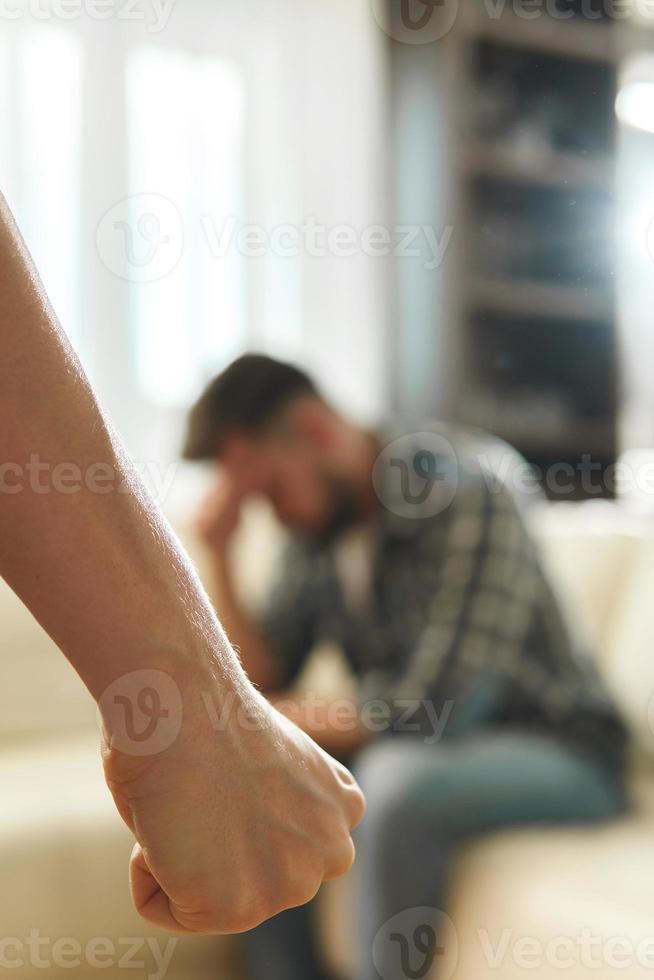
left=101, top=663, right=365, bottom=934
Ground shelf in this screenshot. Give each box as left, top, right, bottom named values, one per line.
left=390, top=3, right=621, bottom=498
left=463, top=141, right=613, bottom=192
left=494, top=424, right=614, bottom=457
left=469, top=277, right=612, bottom=321
left=464, top=7, right=616, bottom=63
left=461, top=400, right=614, bottom=454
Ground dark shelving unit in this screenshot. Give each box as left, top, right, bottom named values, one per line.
left=390, top=3, right=628, bottom=499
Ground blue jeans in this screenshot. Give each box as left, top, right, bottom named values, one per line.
left=240, top=733, right=626, bottom=980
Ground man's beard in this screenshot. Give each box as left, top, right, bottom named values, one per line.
left=311, top=477, right=364, bottom=544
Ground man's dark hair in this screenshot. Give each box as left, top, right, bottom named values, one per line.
left=182, top=353, right=319, bottom=461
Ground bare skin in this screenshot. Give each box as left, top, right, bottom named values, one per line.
left=194, top=413, right=380, bottom=753
left=197, top=482, right=368, bottom=754
left=195, top=478, right=281, bottom=692
left=0, top=194, right=365, bottom=934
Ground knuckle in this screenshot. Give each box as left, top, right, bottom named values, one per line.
left=347, top=786, right=367, bottom=827
left=227, top=894, right=276, bottom=933
left=218, top=870, right=288, bottom=934
left=325, top=835, right=356, bottom=880
left=285, top=874, right=322, bottom=910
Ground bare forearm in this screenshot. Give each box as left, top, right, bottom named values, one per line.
left=210, top=552, right=280, bottom=691
left=0, top=197, right=366, bottom=934
left=0, top=194, right=244, bottom=702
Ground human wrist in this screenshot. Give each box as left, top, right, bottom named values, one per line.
left=96, top=632, right=253, bottom=757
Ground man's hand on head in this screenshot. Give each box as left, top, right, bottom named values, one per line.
left=195, top=475, right=245, bottom=554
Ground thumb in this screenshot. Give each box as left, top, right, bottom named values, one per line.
left=129, top=843, right=193, bottom=934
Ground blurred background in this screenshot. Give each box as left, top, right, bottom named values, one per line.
left=4, top=0, right=654, bottom=505
left=5, top=1, right=654, bottom=978
left=1, top=0, right=391, bottom=511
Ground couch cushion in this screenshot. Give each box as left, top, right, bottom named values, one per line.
left=320, top=775, right=654, bottom=980
left=531, top=502, right=649, bottom=667
left=0, top=733, right=227, bottom=980
left=443, top=774, right=654, bottom=979
left=604, top=540, right=654, bottom=752
left=0, top=580, right=96, bottom=743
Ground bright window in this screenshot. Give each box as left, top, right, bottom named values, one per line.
left=126, top=46, right=247, bottom=407
left=0, top=16, right=303, bottom=471
left=0, top=26, right=82, bottom=347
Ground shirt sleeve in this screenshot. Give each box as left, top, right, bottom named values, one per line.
left=360, top=468, right=543, bottom=738
left=258, top=537, right=320, bottom=689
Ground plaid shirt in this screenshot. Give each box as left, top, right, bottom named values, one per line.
left=260, top=422, right=627, bottom=774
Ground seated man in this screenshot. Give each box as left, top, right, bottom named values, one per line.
left=183, top=353, right=628, bottom=980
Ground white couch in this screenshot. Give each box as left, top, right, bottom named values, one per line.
left=3, top=501, right=654, bottom=980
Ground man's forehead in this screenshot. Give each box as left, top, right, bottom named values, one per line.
left=221, top=437, right=273, bottom=490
